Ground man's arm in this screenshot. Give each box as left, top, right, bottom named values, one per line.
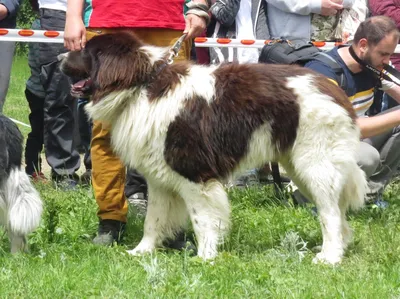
left=306, top=59, right=400, bottom=138
left=64, top=0, right=86, bottom=51
left=184, top=0, right=208, bottom=39
left=266, top=0, right=347, bottom=16
left=383, top=84, right=400, bottom=104
left=0, top=0, right=22, bottom=21
left=357, top=109, right=400, bottom=138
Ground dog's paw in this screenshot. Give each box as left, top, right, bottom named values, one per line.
left=312, top=252, right=342, bottom=265
left=126, top=244, right=155, bottom=256
left=198, top=248, right=218, bottom=261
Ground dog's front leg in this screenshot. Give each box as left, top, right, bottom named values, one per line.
left=180, top=180, right=231, bottom=261
left=127, top=183, right=188, bottom=256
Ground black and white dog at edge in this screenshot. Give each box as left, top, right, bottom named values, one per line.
left=0, top=114, right=42, bottom=253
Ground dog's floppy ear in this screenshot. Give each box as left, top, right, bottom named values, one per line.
left=96, top=48, right=153, bottom=86
left=86, top=32, right=154, bottom=103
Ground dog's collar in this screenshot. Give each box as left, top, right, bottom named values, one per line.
left=145, top=60, right=168, bottom=87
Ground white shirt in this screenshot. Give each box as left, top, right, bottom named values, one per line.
left=38, top=0, right=67, bottom=11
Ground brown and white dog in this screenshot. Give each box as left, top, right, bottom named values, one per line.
left=61, top=31, right=367, bottom=265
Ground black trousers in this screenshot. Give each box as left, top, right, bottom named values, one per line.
left=38, top=8, right=80, bottom=178
left=125, top=169, right=148, bottom=198
left=24, top=89, right=44, bottom=174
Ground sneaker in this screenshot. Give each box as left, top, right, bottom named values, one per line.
left=233, top=170, right=260, bottom=188
left=127, top=192, right=148, bottom=217
left=80, top=169, right=92, bottom=185
left=52, top=173, right=79, bottom=191
left=92, top=219, right=126, bottom=246
left=55, top=178, right=78, bottom=191
left=365, top=193, right=389, bottom=209
left=30, top=172, right=48, bottom=183
left=372, top=199, right=389, bottom=209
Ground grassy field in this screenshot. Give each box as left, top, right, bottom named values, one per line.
left=1, top=56, right=400, bottom=298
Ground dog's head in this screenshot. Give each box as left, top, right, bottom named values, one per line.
left=60, top=31, right=168, bottom=103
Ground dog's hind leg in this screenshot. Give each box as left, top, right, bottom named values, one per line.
left=339, top=162, right=367, bottom=249
left=180, top=180, right=230, bottom=260
left=281, top=157, right=347, bottom=265
left=127, top=182, right=189, bottom=256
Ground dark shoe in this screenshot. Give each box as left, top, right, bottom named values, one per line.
left=92, top=219, right=126, bottom=246
left=54, top=178, right=78, bottom=191
left=292, top=189, right=311, bottom=206
left=52, top=173, right=79, bottom=191
left=365, top=193, right=389, bottom=209
left=233, top=170, right=260, bottom=188
left=163, top=231, right=196, bottom=254
left=127, top=192, right=148, bottom=217
left=80, top=169, right=92, bottom=185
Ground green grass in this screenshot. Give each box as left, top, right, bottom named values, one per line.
left=2, top=56, right=400, bottom=298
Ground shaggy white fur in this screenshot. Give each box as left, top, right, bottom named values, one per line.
left=0, top=167, right=43, bottom=253
left=85, top=68, right=366, bottom=265
left=60, top=33, right=368, bottom=264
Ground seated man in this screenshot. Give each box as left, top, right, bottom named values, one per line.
left=305, top=16, right=400, bottom=205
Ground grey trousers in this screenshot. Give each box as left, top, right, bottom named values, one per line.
left=0, top=41, right=16, bottom=112
left=39, top=8, right=80, bottom=177
left=358, top=106, right=400, bottom=195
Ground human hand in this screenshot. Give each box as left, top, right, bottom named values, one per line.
left=184, top=13, right=207, bottom=40
left=64, top=16, right=86, bottom=51
left=342, top=32, right=350, bottom=43
left=321, top=0, right=343, bottom=16
left=0, top=4, right=8, bottom=21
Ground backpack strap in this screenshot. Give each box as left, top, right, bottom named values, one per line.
left=310, top=52, right=349, bottom=94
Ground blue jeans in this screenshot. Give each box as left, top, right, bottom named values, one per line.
left=381, top=93, right=398, bottom=112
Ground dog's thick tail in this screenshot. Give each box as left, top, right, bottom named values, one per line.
left=342, top=161, right=368, bottom=211
left=3, top=167, right=43, bottom=236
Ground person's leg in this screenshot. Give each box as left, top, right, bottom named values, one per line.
left=77, top=98, right=92, bottom=184
left=89, top=28, right=192, bottom=245
left=356, top=141, right=380, bottom=179
left=0, top=41, right=16, bottom=112
left=125, top=168, right=148, bottom=215
left=39, top=9, right=81, bottom=187
left=91, top=120, right=128, bottom=244
left=363, top=108, right=400, bottom=199
left=24, top=88, right=45, bottom=177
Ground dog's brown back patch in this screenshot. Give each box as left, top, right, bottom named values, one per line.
left=164, top=63, right=304, bottom=183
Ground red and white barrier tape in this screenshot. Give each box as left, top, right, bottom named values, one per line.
left=0, top=28, right=64, bottom=43
left=1, top=29, right=400, bottom=53
left=194, top=37, right=400, bottom=53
